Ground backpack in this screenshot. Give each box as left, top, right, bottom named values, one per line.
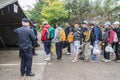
left=113, top=31, right=118, bottom=42
left=90, top=26, right=103, bottom=41
left=67, top=33, right=74, bottom=43
left=46, top=27, right=55, bottom=40
left=106, top=29, right=116, bottom=43
left=97, top=27, right=103, bottom=41
left=58, top=29, right=66, bottom=41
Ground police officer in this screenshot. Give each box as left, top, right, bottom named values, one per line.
left=14, top=18, right=36, bottom=77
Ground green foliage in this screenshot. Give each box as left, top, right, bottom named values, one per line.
left=66, top=0, right=120, bottom=25
left=26, top=0, right=120, bottom=28
left=41, top=0, right=68, bottom=27
left=26, top=0, right=68, bottom=29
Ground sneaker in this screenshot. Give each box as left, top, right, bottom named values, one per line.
left=66, top=52, right=71, bottom=55
left=57, top=59, right=62, bottom=62
left=116, top=60, right=120, bottom=63
left=91, top=60, right=97, bottom=63
left=102, top=59, right=111, bottom=63
left=44, top=57, right=51, bottom=61
left=72, top=59, right=78, bottom=62
left=101, top=59, right=106, bottom=62
left=84, top=59, right=89, bottom=62
left=26, top=72, right=35, bottom=76
left=105, top=60, right=111, bottom=63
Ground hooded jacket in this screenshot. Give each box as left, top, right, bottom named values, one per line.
left=103, top=28, right=114, bottom=44
left=41, top=24, right=51, bottom=41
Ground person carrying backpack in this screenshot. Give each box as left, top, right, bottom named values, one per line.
left=89, top=23, right=102, bottom=62
left=113, top=21, right=120, bottom=63
left=102, top=21, right=114, bottom=63
left=54, top=22, right=66, bottom=61
left=41, top=21, right=54, bottom=61
left=65, top=22, right=74, bottom=55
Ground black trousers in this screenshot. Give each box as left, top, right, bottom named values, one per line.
left=104, top=43, right=110, bottom=60
left=20, top=48, right=33, bottom=75
left=32, top=40, right=37, bottom=55
left=67, top=42, right=71, bottom=53
left=55, top=42, right=62, bottom=60
left=115, top=43, right=120, bottom=60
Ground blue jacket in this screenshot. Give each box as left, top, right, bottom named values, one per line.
left=14, top=26, right=36, bottom=49
left=93, top=26, right=100, bottom=41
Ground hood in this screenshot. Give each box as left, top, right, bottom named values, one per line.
left=43, top=24, right=51, bottom=28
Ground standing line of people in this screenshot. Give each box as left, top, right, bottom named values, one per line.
left=15, top=18, right=120, bottom=77
left=41, top=20, right=120, bottom=63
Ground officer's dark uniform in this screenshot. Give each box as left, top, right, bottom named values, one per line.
left=14, top=18, right=36, bottom=76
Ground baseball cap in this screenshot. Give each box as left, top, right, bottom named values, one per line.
left=113, top=21, right=120, bottom=25
left=104, top=21, right=111, bottom=26
left=22, top=18, right=29, bottom=22
left=89, top=22, right=95, bottom=26
left=82, top=21, right=88, bottom=25
left=43, top=21, right=48, bottom=24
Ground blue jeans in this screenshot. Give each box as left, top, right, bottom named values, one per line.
left=92, top=41, right=99, bottom=61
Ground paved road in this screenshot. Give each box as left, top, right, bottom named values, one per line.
left=0, top=47, right=120, bottom=80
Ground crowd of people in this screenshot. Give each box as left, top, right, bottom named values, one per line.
left=41, top=20, right=120, bottom=63
left=14, top=17, right=120, bottom=77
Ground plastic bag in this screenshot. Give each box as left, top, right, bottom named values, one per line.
left=105, top=45, right=114, bottom=53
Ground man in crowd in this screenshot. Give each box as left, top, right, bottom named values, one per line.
left=81, top=21, right=91, bottom=62
left=31, top=21, right=38, bottom=55
left=54, top=22, right=64, bottom=61
left=41, top=21, right=52, bottom=61
left=65, top=22, right=73, bottom=55
left=113, top=21, right=120, bottom=62
left=14, top=18, right=36, bottom=77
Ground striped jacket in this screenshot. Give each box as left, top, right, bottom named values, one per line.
left=73, top=28, right=82, bottom=41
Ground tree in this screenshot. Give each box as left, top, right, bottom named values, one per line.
left=65, top=0, right=120, bottom=25
left=26, top=0, right=46, bottom=24
left=41, top=0, right=68, bottom=26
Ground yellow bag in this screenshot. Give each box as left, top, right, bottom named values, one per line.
left=59, top=29, right=66, bottom=41
left=51, top=44, right=54, bottom=55
left=67, top=34, right=74, bottom=43
left=83, top=31, right=90, bottom=42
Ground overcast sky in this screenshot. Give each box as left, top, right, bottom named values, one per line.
left=18, top=0, right=37, bottom=10
left=18, top=0, right=120, bottom=11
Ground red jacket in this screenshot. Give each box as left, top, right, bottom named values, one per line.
left=41, top=24, right=50, bottom=41
left=106, top=30, right=114, bottom=44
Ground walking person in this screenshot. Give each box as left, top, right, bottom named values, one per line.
left=102, top=22, right=114, bottom=63
left=14, top=18, right=36, bottom=77
left=113, top=21, right=120, bottom=62
left=54, top=22, right=66, bottom=61
left=65, top=22, right=73, bottom=55
left=41, top=21, right=52, bottom=61
left=71, top=23, right=82, bottom=62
